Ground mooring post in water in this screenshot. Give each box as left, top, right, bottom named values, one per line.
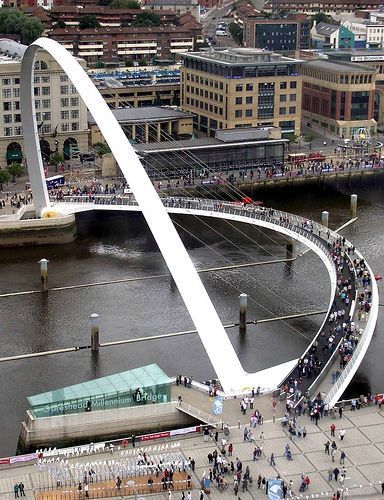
left=39, top=258, right=49, bottom=292
left=321, top=211, right=329, bottom=228
left=350, top=194, right=358, bottom=218
left=239, top=293, right=248, bottom=334
left=90, top=313, right=100, bottom=352
left=286, top=242, right=293, bottom=259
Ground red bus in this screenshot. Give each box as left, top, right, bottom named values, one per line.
left=288, top=153, right=306, bottom=164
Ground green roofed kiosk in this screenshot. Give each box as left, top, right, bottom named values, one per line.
left=28, top=364, right=172, bottom=418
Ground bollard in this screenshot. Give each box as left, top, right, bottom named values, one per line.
left=321, top=211, right=329, bottom=228
left=39, top=258, right=49, bottom=292
left=350, top=194, right=358, bottom=218
left=239, top=293, right=248, bottom=334
left=90, top=313, right=100, bottom=352
left=286, top=242, right=293, bottom=259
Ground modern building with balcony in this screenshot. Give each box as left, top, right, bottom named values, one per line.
left=181, top=47, right=302, bottom=137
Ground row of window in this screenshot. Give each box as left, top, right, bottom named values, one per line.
left=279, top=106, right=297, bottom=115
left=33, top=76, right=51, bottom=84
left=3, top=122, right=80, bottom=137
left=186, top=98, right=224, bottom=116
left=2, top=77, right=20, bottom=86
left=186, top=86, right=224, bottom=102
left=234, top=94, right=296, bottom=105
left=184, top=76, right=297, bottom=91
left=302, top=67, right=373, bottom=85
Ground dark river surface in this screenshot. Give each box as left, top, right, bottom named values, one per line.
left=0, top=179, right=383, bottom=455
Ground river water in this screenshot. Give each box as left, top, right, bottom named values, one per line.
left=0, top=181, right=382, bottom=455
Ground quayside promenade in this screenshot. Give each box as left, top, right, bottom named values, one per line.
left=2, top=387, right=384, bottom=499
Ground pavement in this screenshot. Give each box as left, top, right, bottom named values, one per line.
left=1, top=388, right=384, bottom=499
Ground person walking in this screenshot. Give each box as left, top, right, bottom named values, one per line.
left=13, top=484, right=19, bottom=499
left=187, top=492, right=192, bottom=500
left=228, top=443, right=233, bottom=456
left=18, top=483, right=25, bottom=497
left=339, top=429, right=346, bottom=441
left=303, top=427, right=307, bottom=438
left=324, top=441, right=330, bottom=454
left=131, top=434, right=136, bottom=448
left=84, top=483, right=89, bottom=498
left=270, top=453, right=276, bottom=466
left=340, top=450, right=346, bottom=465
left=338, top=406, right=343, bottom=419
left=328, top=467, right=333, bottom=481
left=333, top=468, right=340, bottom=481
left=331, top=448, right=336, bottom=462
left=330, top=423, right=336, bottom=437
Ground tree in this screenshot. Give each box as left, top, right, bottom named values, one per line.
left=50, top=152, right=63, bottom=172
left=79, top=15, right=100, bottom=29
left=303, top=133, right=317, bottom=150
left=55, top=19, right=66, bottom=28
left=312, top=13, right=331, bottom=24
left=109, top=0, right=140, bottom=8
left=229, top=22, right=243, bottom=45
left=0, top=9, right=43, bottom=45
left=138, top=58, right=147, bottom=66
left=7, top=162, right=24, bottom=183
left=0, top=170, right=10, bottom=189
left=93, top=142, right=111, bottom=156
left=132, top=12, right=161, bottom=27
left=285, top=133, right=299, bottom=144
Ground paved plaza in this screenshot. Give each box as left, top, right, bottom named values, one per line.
left=0, top=387, right=384, bottom=499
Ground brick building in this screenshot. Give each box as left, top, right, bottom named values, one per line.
left=301, top=59, right=376, bottom=138
left=264, top=0, right=384, bottom=15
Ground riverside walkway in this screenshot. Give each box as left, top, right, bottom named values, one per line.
left=1, top=387, right=384, bottom=499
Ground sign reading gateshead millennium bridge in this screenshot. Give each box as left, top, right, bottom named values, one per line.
left=28, top=364, right=172, bottom=418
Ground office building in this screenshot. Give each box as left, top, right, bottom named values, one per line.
left=301, top=59, right=376, bottom=138
left=0, top=39, right=88, bottom=168
left=181, top=47, right=302, bottom=137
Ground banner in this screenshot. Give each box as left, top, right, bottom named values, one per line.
left=268, top=479, right=283, bottom=500
left=170, top=426, right=200, bottom=436
left=140, top=431, right=170, bottom=442
left=9, top=453, right=38, bottom=464
left=212, top=396, right=223, bottom=416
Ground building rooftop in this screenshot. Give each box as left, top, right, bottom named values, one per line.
left=304, top=58, right=376, bottom=73
left=0, top=39, right=27, bottom=61
left=146, top=0, right=196, bottom=5
left=183, top=47, right=301, bottom=66
left=88, top=106, right=192, bottom=125
left=314, top=22, right=340, bottom=35
left=50, top=25, right=197, bottom=35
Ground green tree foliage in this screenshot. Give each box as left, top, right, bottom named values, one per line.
left=7, top=162, right=24, bottom=182
left=132, top=12, right=161, bottom=27
left=93, top=142, right=111, bottom=156
left=303, top=133, right=317, bottom=150
left=229, top=22, right=243, bottom=45
left=0, top=170, right=10, bottom=188
left=0, top=9, right=43, bottom=45
left=109, top=0, right=140, bottom=8
left=312, top=13, right=331, bottom=24
left=79, top=15, right=100, bottom=29
left=55, top=19, right=66, bottom=28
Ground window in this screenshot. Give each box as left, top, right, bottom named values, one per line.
left=289, top=106, right=296, bottom=114
left=71, top=97, right=79, bottom=107
left=4, top=127, right=12, bottom=136
left=35, top=100, right=41, bottom=109
left=290, top=81, right=297, bottom=89
left=34, top=87, right=40, bottom=96
left=34, top=76, right=40, bottom=84
left=279, top=107, right=286, bottom=115
left=246, top=83, right=253, bottom=91
left=3, top=102, right=11, bottom=111
left=14, top=114, right=21, bottom=123
left=235, top=110, right=242, bottom=118
left=14, top=126, right=22, bottom=136
left=14, top=101, right=20, bottom=110
left=42, top=76, right=50, bottom=83
left=13, top=88, right=19, bottom=98
left=35, top=112, right=41, bottom=122
left=3, top=115, right=12, bottom=124
left=71, top=122, right=79, bottom=131
left=280, top=95, right=287, bottom=102
left=61, top=98, right=69, bottom=107
left=61, top=123, right=70, bottom=132
left=13, top=78, right=19, bottom=85
left=2, top=78, right=10, bottom=85
left=235, top=97, right=242, bottom=105
left=42, top=87, right=50, bottom=96
left=290, top=93, right=296, bottom=101
left=70, top=85, right=77, bottom=94
left=245, top=109, right=253, bottom=117
left=246, top=96, right=253, bottom=104
left=42, top=99, right=50, bottom=109
left=42, top=112, right=51, bottom=121
left=236, top=84, right=243, bottom=92
left=60, top=85, right=69, bottom=95
left=280, top=82, right=287, bottom=89
left=60, top=74, right=68, bottom=82
left=61, top=110, right=69, bottom=120
left=41, top=124, right=51, bottom=134
left=2, top=89, right=11, bottom=98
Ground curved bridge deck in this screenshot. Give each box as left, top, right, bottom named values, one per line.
left=52, top=196, right=378, bottom=405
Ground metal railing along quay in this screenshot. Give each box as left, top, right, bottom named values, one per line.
left=54, top=196, right=378, bottom=402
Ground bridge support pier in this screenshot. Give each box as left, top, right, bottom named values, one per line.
left=350, top=194, right=358, bottom=218
left=39, top=258, right=48, bottom=292
left=239, top=293, right=248, bottom=334
left=90, top=313, right=100, bottom=352
left=321, top=211, right=329, bottom=228
left=286, top=242, right=293, bottom=259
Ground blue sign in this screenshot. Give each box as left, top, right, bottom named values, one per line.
left=268, top=479, right=283, bottom=500
left=212, top=396, right=223, bottom=415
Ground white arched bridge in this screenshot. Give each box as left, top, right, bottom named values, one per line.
left=19, top=38, right=379, bottom=406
